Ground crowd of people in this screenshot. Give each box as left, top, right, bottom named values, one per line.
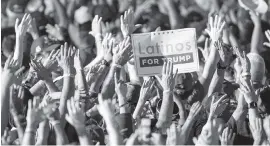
left=1, top=0, right=270, bottom=145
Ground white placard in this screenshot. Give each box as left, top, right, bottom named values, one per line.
left=131, top=28, right=199, bottom=76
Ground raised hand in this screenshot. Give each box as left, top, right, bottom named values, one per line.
left=161, top=60, right=178, bottom=91
left=263, top=30, right=270, bottom=48
left=198, top=38, right=210, bottom=62
left=114, top=72, right=128, bottom=100
left=113, top=36, right=133, bottom=66
left=27, top=16, right=39, bottom=39
left=2, top=55, right=25, bottom=83
left=26, top=97, right=44, bottom=128
left=215, top=40, right=233, bottom=67
left=43, top=49, right=60, bottom=71
left=205, top=15, right=226, bottom=41
left=65, top=97, right=85, bottom=130
left=166, top=123, right=186, bottom=145
left=233, top=47, right=251, bottom=74
left=89, top=15, right=103, bottom=37
left=187, top=101, right=203, bottom=120
left=86, top=64, right=104, bottom=84
left=250, top=117, right=263, bottom=143
left=209, top=94, right=228, bottom=117
left=220, top=127, right=235, bottom=145
left=15, top=14, right=31, bottom=39
left=249, top=10, right=260, bottom=25
left=56, top=43, right=76, bottom=74
left=30, top=59, right=51, bottom=81
left=102, top=33, right=114, bottom=62
left=120, top=9, right=141, bottom=38
left=263, top=115, right=270, bottom=142
left=139, top=77, right=155, bottom=102
left=46, top=24, right=64, bottom=41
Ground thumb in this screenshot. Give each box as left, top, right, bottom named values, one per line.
left=65, top=114, right=73, bottom=125
left=192, top=137, right=198, bottom=145
left=134, top=24, right=142, bottom=30
left=155, top=26, right=161, bottom=32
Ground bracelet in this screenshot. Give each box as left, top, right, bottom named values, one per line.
left=112, top=63, right=122, bottom=68
left=241, top=72, right=251, bottom=78
left=101, top=59, right=110, bottom=67
left=25, top=129, right=36, bottom=134
left=119, top=102, right=129, bottom=108
left=50, top=120, right=61, bottom=126
left=163, top=90, right=172, bottom=94
left=217, top=62, right=227, bottom=70
left=63, top=74, right=75, bottom=78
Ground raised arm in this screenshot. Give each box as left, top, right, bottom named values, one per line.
left=156, top=61, right=177, bottom=129
left=101, top=37, right=133, bottom=100
left=208, top=40, right=233, bottom=96
left=200, top=15, right=226, bottom=98
left=250, top=11, right=262, bottom=54
left=97, top=95, right=123, bottom=145
left=1, top=56, right=24, bottom=135
left=66, top=97, right=91, bottom=145
left=161, top=0, right=183, bottom=29
left=47, top=108, right=69, bottom=145
left=56, top=43, right=76, bottom=126
left=14, top=14, right=31, bottom=66
left=132, top=78, right=155, bottom=120
left=22, top=97, right=43, bottom=145
left=52, top=0, right=69, bottom=28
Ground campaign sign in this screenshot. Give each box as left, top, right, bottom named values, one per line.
left=131, top=28, right=199, bottom=76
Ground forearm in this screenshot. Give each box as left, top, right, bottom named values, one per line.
left=1, top=81, right=11, bottom=135
left=36, top=120, right=49, bottom=145
left=174, top=97, right=186, bottom=126
left=90, top=66, right=109, bottom=93
left=30, top=80, right=46, bottom=96
left=22, top=124, right=37, bottom=145
left=67, top=0, right=76, bottom=20
left=76, top=127, right=92, bottom=145
left=208, top=69, right=225, bottom=96
left=118, top=94, right=129, bottom=114
left=76, top=69, right=89, bottom=95
left=166, top=3, right=183, bottom=29
left=59, top=76, right=74, bottom=124
left=14, top=37, right=24, bottom=66
left=53, top=0, right=69, bottom=28
left=251, top=22, right=262, bottom=54
left=201, top=44, right=219, bottom=96
left=44, top=79, right=59, bottom=93
left=180, top=117, right=196, bottom=144
left=104, top=118, right=123, bottom=145
left=132, top=98, right=147, bottom=119
left=53, top=123, right=69, bottom=145
left=101, top=66, right=120, bottom=99
left=156, top=92, right=174, bottom=129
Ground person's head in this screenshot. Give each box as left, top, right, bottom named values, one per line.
left=74, top=6, right=92, bottom=25
left=26, top=0, right=44, bottom=13
left=247, top=53, right=266, bottom=88
left=43, top=0, right=54, bottom=16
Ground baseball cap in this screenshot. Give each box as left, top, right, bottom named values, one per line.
left=238, top=0, right=268, bottom=14
left=247, top=53, right=266, bottom=84
left=30, top=36, right=61, bottom=54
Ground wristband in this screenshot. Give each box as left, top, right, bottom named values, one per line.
left=163, top=90, right=172, bottom=94
left=50, top=120, right=61, bottom=126
left=112, top=63, right=122, bottom=68
left=217, top=62, right=227, bottom=70
left=101, top=59, right=110, bottom=67
left=241, top=72, right=251, bottom=78
left=119, top=102, right=129, bottom=108
left=63, top=74, right=75, bottom=78
left=25, top=128, right=36, bottom=134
